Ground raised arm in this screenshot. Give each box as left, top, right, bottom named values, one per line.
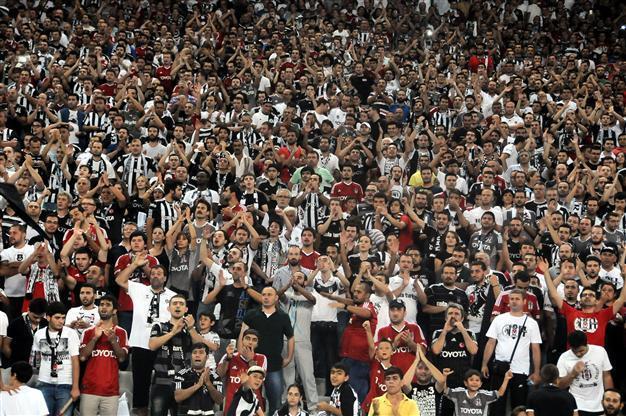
left=115, top=253, right=149, bottom=291
left=537, top=257, right=563, bottom=310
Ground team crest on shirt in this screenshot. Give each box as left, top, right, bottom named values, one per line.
left=574, top=317, right=599, bottom=333
left=578, top=363, right=600, bottom=384
left=503, top=324, right=527, bottom=338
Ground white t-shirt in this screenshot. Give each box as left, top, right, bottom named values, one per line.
left=65, top=305, right=100, bottom=338
left=0, top=385, right=48, bottom=416
left=599, top=267, right=624, bottom=289
left=127, top=281, right=176, bottom=349
left=501, top=114, right=524, bottom=128
left=486, top=313, right=542, bottom=375
left=311, top=275, right=343, bottom=322
left=369, top=292, right=390, bottom=339
left=201, top=330, right=221, bottom=370
left=464, top=206, right=504, bottom=230
left=501, top=143, right=519, bottom=169
left=0, top=311, right=7, bottom=367
left=388, top=276, right=423, bottom=323
left=0, top=244, right=35, bottom=297
left=31, top=326, right=80, bottom=385
left=557, top=345, right=612, bottom=412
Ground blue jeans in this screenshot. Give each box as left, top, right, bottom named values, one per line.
left=37, top=382, right=72, bottom=416
left=342, top=357, right=370, bottom=403
left=264, top=370, right=284, bottom=415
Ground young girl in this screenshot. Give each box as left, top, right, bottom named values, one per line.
left=445, top=369, right=512, bottom=416
left=274, top=384, right=309, bottom=416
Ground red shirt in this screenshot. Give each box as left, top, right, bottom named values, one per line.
left=300, top=249, right=320, bottom=271
left=560, top=302, right=615, bottom=346
left=98, top=82, right=117, bottom=97
left=114, top=253, right=159, bottom=312
left=377, top=322, right=427, bottom=374
left=492, top=290, right=541, bottom=320
left=331, top=181, right=364, bottom=209
left=221, top=351, right=267, bottom=414
left=396, top=214, right=413, bottom=253
left=155, top=65, right=174, bottom=94
left=63, top=225, right=110, bottom=247
left=277, top=146, right=304, bottom=182
left=80, top=325, right=128, bottom=396
left=468, top=55, right=495, bottom=73
left=361, top=359, right=389, bottom=412
left=340, top=302, right=378, bottom=362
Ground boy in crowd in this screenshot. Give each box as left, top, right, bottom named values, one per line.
left=318, top=362, right=360, bottom=416
left=217, top=328, right=267, bottom=414
left=174, top=343, right=223, bottom=416
left=226, top=365, right=266, bottom=416
left=445, top=369, right=513, bottom=416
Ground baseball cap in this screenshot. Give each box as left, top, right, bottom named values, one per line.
left=247, top=365, right=266, bottom=376
left=389, top=299, right=406, bottom=310
left=601, top=246, right=617, bottom=255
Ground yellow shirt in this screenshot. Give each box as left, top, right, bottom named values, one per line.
left=408, top=171, right=423, bottom=187
left=367, top=393, right=420, bottom=416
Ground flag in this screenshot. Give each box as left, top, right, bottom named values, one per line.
left=0, top=183, right=49, bottom=240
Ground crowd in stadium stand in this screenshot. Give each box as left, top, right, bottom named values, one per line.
left=0, top=0, right=625, bottom=415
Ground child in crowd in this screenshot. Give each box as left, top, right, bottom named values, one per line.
left=226, top=365, right=266, bottom=416
left=445, top=369, right=513, bottom=416
left=317, top=362, right=360, bottom=416
left=217, top=329, right=267, bottom=414
left=361, top=320, right=393, bottom=412
left=198, top=311, right=220, bottom=369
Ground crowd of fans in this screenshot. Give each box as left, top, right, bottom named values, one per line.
left=0, top=0, right=625, bottom=415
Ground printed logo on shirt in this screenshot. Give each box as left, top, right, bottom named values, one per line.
left=574, top=317, right=599, bottom=333
left=440, top=350, right=468, bottom=358
left=578, top=363, right=600, bottom=385
left=502, top=323, right=527, bottom=339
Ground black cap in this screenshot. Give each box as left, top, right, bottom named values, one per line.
left=389, top=299, right=406, bottom=310
left=601, top=245, right=617, bottom=255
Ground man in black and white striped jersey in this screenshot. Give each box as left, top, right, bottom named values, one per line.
left=119, top=137, right=157, bottom=196
left=146, top=179, right=182, bottom=239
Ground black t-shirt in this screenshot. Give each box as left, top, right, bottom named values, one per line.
left=257, top=181, right=286, bottom=210
left=425, top=283, right=469, bottom=334
left=347, top=253, right=383, bottom=280
left=215, top=285, right=250, bottom=339
left=330, top=382, right=359, bottom=416
left=412, top=266, right=435, bottom=289
left=174, top=367, right=223, bottom=415
left=526, top=384, right=577, bottom=416
left=317, top=216, right=343, bottom=254
left=243, top=308, right=294, bottom=372
left=98, top=202, right=124, bottom=245
left=126, top=194, right=148, bottom=224
left=409, top=381, right=444, bottom=416
left=349, top=74, right=375, bottom=102
left=431, top=329, right=476, bottom=388
left=5, top=314, right=47, bottom=367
